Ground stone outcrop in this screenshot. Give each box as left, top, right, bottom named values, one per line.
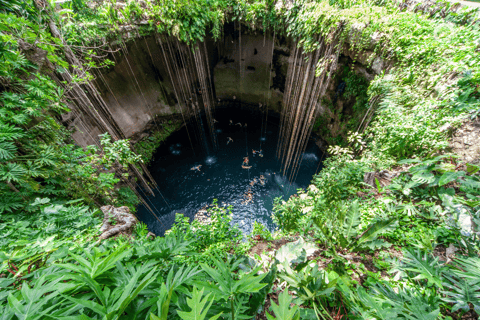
left=364, top=170, right=398, bottom=188
left=99, top=205, right=138, bottom=240
left=450, top=117, right=480, bottom=165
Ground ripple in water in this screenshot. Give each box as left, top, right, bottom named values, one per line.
left=205, top=156, right=217, bottom=165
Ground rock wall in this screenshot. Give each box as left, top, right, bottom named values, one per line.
left=69, top=24, right=385, bottom=146
left=212, top=23, right=290, bottom=113
left=68, top=26, right=290, bottom=145
left=93, top=35, right=181, bottom=138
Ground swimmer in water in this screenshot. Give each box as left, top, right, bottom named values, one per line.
left=242, top=189, right=254, bottom=204
left=243, top=157, right=249, bottom=165
left=259, top=175, right=265, bottom=185
left=244, top=123, right=247, bottom=127
left=259, top=149, right=264, bottom=157
left=229, top=120, right=233, bottom=125
left=249, top=178, right=257, bottom=186
left=227, top=137, right=233, bottom=145
left=190, top=165, right=202, bottom=172
left=213, top=119, right=218, bottom=123
left=235, top=122, right=242, bottom=127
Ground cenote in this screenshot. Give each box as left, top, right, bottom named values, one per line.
left=137, top=105, right=324, bottom=235
left=73, top=23, right=386, bottom=237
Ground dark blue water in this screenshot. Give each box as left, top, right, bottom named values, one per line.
left=137, top=106, right=323, bottom=235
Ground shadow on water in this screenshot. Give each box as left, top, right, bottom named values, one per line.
left=136, top=105, right=324, bottom=235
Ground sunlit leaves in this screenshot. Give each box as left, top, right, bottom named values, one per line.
left=400, top=249, right=445, bottom=288
left=176, top=287, right=222, bottom=320
left=266, top=290, right=300, bottom=320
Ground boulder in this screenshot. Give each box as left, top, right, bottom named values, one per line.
left=99, top=205, right=138, bottom=240
left=364, top=170, right=397, bottom=188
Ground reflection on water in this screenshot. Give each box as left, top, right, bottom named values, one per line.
left=136, top=107, right=323, bottom=235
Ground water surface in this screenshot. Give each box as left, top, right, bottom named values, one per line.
left=137, top=106, right=323, bottom=235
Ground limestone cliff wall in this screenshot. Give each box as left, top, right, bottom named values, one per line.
left=69, top=24, right=385, bottom=146
left=72, top=27, right=289, bottom=144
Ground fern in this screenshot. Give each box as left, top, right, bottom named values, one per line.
left=0, top=124, right=24, bottom=141
left=442, top=276, right=480, bottom=314
left=452, top=256, right=480, bottom=286
left=0, top=141, right=16, bottom=160
left=0, top=162, right=26, bottom=182
left=401, top=249, right=445, bottom=288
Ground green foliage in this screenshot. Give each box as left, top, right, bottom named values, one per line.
left=2, top=1, right=480, bottom=319
left=251, top=221, right=273, bottom=241
left=115, top=187, right=141, bottom=213
left=167, top=200, right=245, bottom=262
left=399, top=249, right=446, bottom=288
left=135, top=119, right=183, bottom=164
left=313, top=200, right=397, bottom=254
left=347, top=283, right=441, bottom=320
left=266, top=290, right=300, bottom=320
left=442, top=275, right=480, bottom=315
left=201, top=257, right=267, bottom=319
left=278, top=262, right=337, bottom=306
left=176, top=287, right=223, bottom=320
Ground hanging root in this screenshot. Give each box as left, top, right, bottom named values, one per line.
left=99, top=205, right=138, bottom=240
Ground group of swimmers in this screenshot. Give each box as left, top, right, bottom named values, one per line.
left=191, top=117, right=264, bottom=172
left=242, top=174, right=266, bottom=204
left=242, top=188, right=254, bottom=205
left=252, top=149, right=263, bottom=157
left=249, top=175, right=265, bottom=187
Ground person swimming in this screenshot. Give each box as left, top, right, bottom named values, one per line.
left=249, top=178, right=257, bottom=186
left=190, top=165, right=202, bottom=172
left=213, top=119, right=218, bottom=123
left=229, top=120, right=233, bottom=125
left=227, top=137, right=233, bottom=145
left=259, top=175, right=266, bottom=185
left=253, top=149, right=263, bottom=157
left=243, top=157, right=249, bottom=165
left=242, top=189, right=254, bottom=204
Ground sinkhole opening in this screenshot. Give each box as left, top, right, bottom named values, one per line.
left=136, top=105, right=324, bottom=236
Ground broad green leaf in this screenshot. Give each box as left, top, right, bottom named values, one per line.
left=176, top=287, right=222, bottom=320
left=266, top=291, right=299, bottom=320
left=438, top=171, right=464, bottom=187
left=354, top=219, right=397, bottom=250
